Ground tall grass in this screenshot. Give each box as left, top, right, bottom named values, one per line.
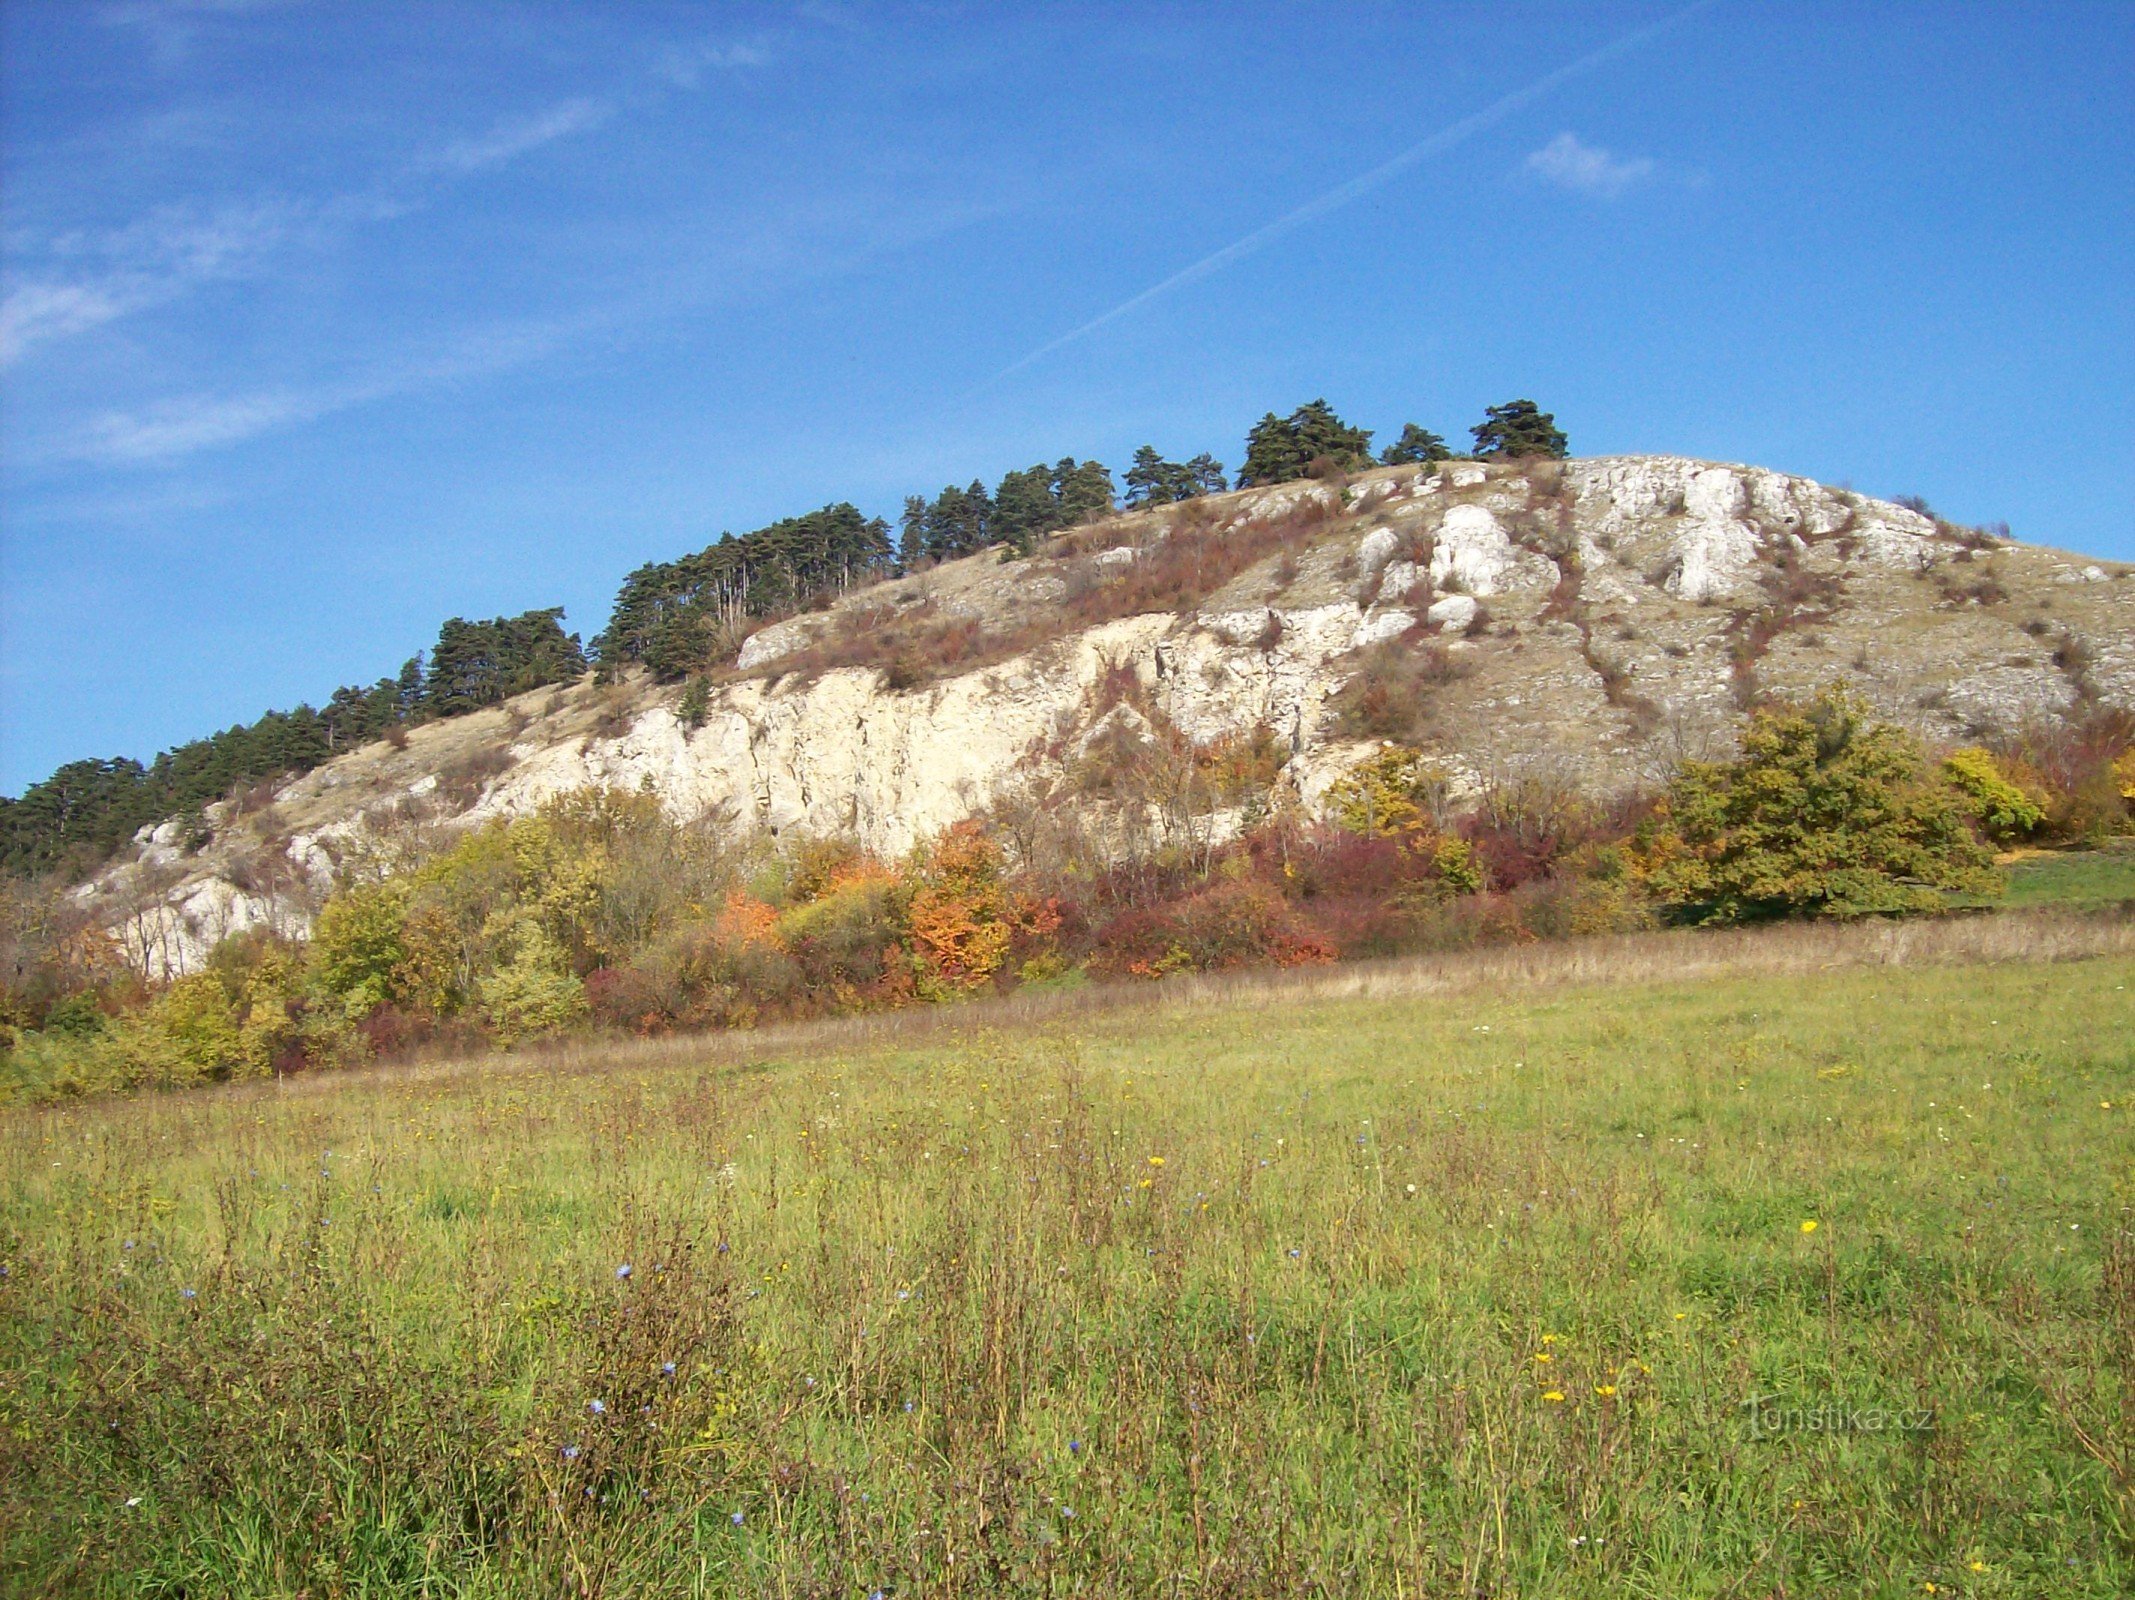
left=2, top=923, right=2130, bottom=1596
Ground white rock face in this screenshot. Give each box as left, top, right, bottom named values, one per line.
left=1355, top=526, right=1401, bottom=574
left=1351, top=609, right=1414, bottom=649
left=1431, top=505, right=1520, bottom=596
left=1427, top=593, right=1479, bottom=632
left=1377, top=559, right=1425, bottom=602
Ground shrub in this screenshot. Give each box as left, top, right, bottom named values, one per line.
left=1942, top=748, right=2046, bottom=844
left=903, top=824, right=1054, bottom=996
left=1636, top=691, right=1998, bottom=921
left=1324, top=745, right=1451, bottom=838
left=1093, top=879, right=1334, bottom=978
left=476, top=919, right=589, bottom=1045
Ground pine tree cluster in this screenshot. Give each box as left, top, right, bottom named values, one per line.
left=900, top=459, right=1116, bottom=565
left=0, top=609, right=587, bottom=879
left=595, top=504, right=894, bottom=681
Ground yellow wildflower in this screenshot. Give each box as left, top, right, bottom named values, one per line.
left=1594, top=1384, right=1616, bottom=1397
left=1800, top=1219, right=1819, bottom=1234
left=1541, top=1390, right=1564, bottom=1403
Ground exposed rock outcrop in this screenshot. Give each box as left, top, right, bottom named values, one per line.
left=81, top=455, right=2135, bottom=975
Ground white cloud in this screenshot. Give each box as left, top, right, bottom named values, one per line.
left=434, top=98, right=612, bottom=174
left=75, top=389, right=325, bottom=462
left=1525, top=132, right=1655, bottom=199
left=1, top=199, right=299, bottom=363
left=654, top=38, right=770, bottom=89
left=61, top=316, right=584, bottom=465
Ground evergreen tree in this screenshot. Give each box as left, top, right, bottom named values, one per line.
left=596, top=503, right=893, bottom=678
left=991, top=464, right=1062, bottom=553
left=1380, top=423, right=1451, bottom=465
left=1287, top=399, right=1374, bottom=472
left=1470, top=400, right=1568, bottom=460
left=1053, top=458, right=1115, bottom=525
left=1239, top=412, right=1306, bottom=487
left=899, top=496, right=929, bottom=569
left=1186, top=453, right=1229, bottom=495
left=1237, top=400, right=1373, bottom=486
left=1124, top=446, right=1172, bottom=509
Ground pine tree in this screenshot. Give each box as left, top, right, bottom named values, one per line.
left=1238, top=412, right=1306, bottom=487
left=1470, top=400, right=1568, bottom=460
left=1186, top=454, right=1229, bottom=495
left=1124, top=446, right=1170, bottom=509
left=1238, top=401, right=1372, bottom=486
left=899, top=496, right=929, bottom=569
left=1287, top=399, right=1373, bottom=472
left=991, top=465, right=1062, bottom=553
left=1053, top=459, right=1115, bottom=525
left=1380, top=423, right=1451, bottom=465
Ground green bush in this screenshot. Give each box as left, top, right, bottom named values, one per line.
left=1638, top=691, right=1998, bottom=921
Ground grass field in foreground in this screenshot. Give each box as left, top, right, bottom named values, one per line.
left=2, top=932, right=2131, bottom=1597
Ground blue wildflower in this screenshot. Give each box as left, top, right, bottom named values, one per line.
left=615, top=1264, right=632, bottom=1280
left=561, top=1444, right=581, bottom=1460
left=731, top=1510, right=745, bottom=1526
left=181, top=1287, right=196, bottom=1300
left=589, top=1399, right=607, bottom=1415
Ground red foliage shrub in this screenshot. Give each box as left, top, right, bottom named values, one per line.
left=1092, top=879, right=1335, bottom=978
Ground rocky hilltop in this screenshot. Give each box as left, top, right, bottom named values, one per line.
left=87, top=454, right=2134, bottom=975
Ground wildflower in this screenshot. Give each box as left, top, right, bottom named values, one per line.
left=561, top=1444, right=581, bottom=1460
left=1673, top=1312, right=1687, bottom=1320
left=1405, top=1183, right=1416, bottom=1193
left=589, top=1399, right=607, bottom=1415
left=180, top=1288, right=196, bottom=1301
left=124, top=1497, right=142, bottom=1509
left=616, top=1264, right=633, bottom=1279
left=1594, top=1384, right=1616, bottom=1397
left=1061, top=1506, right=1075, bottom=1519
left=1542, top=1390, right=1565, bottom=1403
left=1541, top=1333, right=1558, bottom=1344
left=731, top=1510, right=745, bottom=1526
left=1969, top=1561, right=1987, bottom=1573
left=1799, top=1220, right=1819, bottom=1235
left=1533, top=1352, right=1552, bottom=1363
left=1287, top=1248, right=1301, bottom=1259
left=1147, top=1156, right=1165, bottom=1167
left=662, top=1362, right=677, bottom=1377
left=1068, top=1439, right=1082, bottom=1454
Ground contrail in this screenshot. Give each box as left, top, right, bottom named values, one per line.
left=990, top=0, right=1721, bottom=383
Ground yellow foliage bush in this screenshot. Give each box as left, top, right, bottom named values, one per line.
left=1326, top=745, right=1450, bottom=839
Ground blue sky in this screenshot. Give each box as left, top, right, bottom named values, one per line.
left=3, top=0, right=2131, bottom=794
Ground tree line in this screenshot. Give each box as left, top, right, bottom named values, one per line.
left=0, top=609, right=586, bottom=880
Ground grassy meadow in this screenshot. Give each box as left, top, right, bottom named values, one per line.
left=2, top=915, right=2131, bottom=1597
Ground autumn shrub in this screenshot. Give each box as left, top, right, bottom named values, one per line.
left=1093, top=878, right=1334, bottom=978
left=1991, top=711, right=2135, bottom=842
left=904, top=824, right=1057, bottom=996
left=1942, top=747, right=2047, bottom=845
left=1635, top=691, right=1998, bottom=921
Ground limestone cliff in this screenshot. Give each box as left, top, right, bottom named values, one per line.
left=84, top=455, right=2135, bottom=975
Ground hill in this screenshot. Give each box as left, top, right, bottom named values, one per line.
left=68, top=452, right=2134, bottom=976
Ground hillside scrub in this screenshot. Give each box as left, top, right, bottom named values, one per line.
left=1, top=950, right=2129, bottom=1594
left=3, top=694, right=2130, bottom=1103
